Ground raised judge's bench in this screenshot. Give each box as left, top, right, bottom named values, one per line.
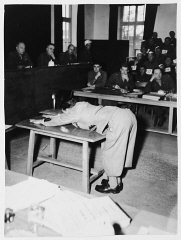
left=5, top=64, right=91, bottom=124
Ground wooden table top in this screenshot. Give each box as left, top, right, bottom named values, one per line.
left=16, top=119, right=106, bottom=143
left=74, top=89, right=177, bottom=108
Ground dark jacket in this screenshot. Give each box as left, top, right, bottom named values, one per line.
left=78, top=48, right=92, bottom=63
left=58, top=51, right=77, bottom=65
left=6, top=51, right=33, bottom=70
left=144, top=74, right=175, bottom=93
left=37, top=52, right=58, bottom=67
left=87, top=70, right=107, bottom=88
left=108, top=72, right=134, bottom=92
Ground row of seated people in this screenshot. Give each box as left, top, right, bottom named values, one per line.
left=6, top=40, right=92, bottom=70
left=141, top=31, right=176, bottom=60
left=87, top=63, right=176, bottom=127
left=127, top=51, right=176, bottom=88
left=87, top=62, right=176, bottom=93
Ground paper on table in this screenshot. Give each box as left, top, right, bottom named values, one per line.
left=5, top=177, right=59, bottom=212
left=36, top=191, right=130, bottom=236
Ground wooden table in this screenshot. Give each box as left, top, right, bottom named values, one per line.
left=74, top=89, right=177, bottom=135
left=16, top=120, right=105, bottom=193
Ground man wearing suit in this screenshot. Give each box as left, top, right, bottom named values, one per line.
left=31, top=101, right=137, bottom=194
left=108, top=63, right=134, bottom=92
left=59, top=44, right=77, bottom=65
left=6, top=42, right=33, bottom=70
left=37, top=43, right=58, bottom=67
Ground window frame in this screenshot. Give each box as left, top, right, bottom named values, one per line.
left=117, top=4, right=146, bottom=57
left=62, top=5, right=72, bottom=51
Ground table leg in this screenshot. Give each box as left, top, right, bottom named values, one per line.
left=82, top=142, right=89, bottom=193
left=168, top=106, right=174, bottom=134
left=98, top=98, right=102, bottom=105
left=50, top=137, right=56, bottom=158
left=27, top=130, right=36, bottom=176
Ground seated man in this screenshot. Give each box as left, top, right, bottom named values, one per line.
left=6, top=42, right=33, bottom=70
left=144, top=68, right=175, bottom=126
left=78, top=40, right=93, bottom=63
left=37, top=43, right=58, bottom=67
left=59, top=44, right=77, bottom=65
left=87, top=64, right=107, bottom=88
left=107, top=63, right=134, bottom=93
left=128, top=53, right=144, bottom=81
left=143, top=51, right=158, bottom=80
left=31, top=101, right=137, bottom=194
left=135, top=65, right=150, bottom=83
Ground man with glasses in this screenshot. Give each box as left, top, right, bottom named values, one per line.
left=37, top=43, right=58, bottom=67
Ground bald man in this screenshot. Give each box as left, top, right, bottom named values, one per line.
left=7, top=42, right=33, bottom=70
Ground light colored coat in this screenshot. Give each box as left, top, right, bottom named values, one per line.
left=44, top=102, right=137, bottom=177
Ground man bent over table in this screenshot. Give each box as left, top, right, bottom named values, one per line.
left=31, top=101, right=137, bottom=194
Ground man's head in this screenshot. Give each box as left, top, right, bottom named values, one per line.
left=148, top=51, right=154, bottom=62
left=164, top=37, right=171, bottom=46
left=155, top=46, right=161, bottom=55
left=16, top=42, right=25, bottom=55
left=141, top=45, right=147, bottom=55
left=140, top=66, right=146, bottom=75
left=152, top=32, right=158, bottom=39
left=120, top=63, right=128, bottom=75
left=153, top=68, right=162, bottom=80
left=84, top=40, right=92, bottom=50
left=165, top=56, right=172, bottom=66
left=169, top=31, right=175, bottom=38
left=68, top=44, right=75, bottom=55
left=93, top=64, right=101, bottom=73
left=46, top=43, right=55, bottom=56
left=136, top=53, right=142, bottom=61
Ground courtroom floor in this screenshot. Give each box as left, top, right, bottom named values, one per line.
left=6, top=124, right=178, bottom=224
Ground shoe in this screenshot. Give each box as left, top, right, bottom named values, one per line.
left=101, top=179, right=109, bottom=186
left=95, top=182, right=123, bottom=194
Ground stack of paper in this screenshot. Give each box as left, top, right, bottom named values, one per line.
left=142, top=94, right=161, bottom=101
left=5, top=178, right=59, bottom=212
left=5, top=178, right=131, bottom=236
left=37, top=191, right=131, bottom=236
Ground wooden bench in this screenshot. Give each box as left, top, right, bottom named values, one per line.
left=16, top=120, right=106, bottom=193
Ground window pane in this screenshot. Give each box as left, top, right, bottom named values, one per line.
left=123, top=6, right=130, bottom=22
left=122, top=26, right=129, bottom=39
left=129, top=6, right=136, bottom=22
left=135, top=25, right=144, bottom=49
left=62, top=5, right=66, bottom=17
left=128, top=25, right=134, bottom=37
left=63, top=22, right=70, bottom=51
left=136, top=25, right=144, bottom=38
left=62, top=5, right=70, bottom=18
left=66, top=5, right=69, bottom=18
left=137, top=5, right=145, bottom=21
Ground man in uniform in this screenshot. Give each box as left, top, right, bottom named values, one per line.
left=31, top=101, right=137, bottom=194
left=37, top=43, right=58, bottom=67
left=6, top=42, right=33, bottom=70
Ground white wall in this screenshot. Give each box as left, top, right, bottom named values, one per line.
left=93, top=5, right=109, bottom=39
left=85, top=4, right=109, bottom=40
left=154, top=4, right=177, bottom=40
left=71, top=5, right=78, bottom=46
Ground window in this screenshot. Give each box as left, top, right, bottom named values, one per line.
left=62, top=5, right=72, bottom=51
left=117, top=5, right=146, bottom=57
